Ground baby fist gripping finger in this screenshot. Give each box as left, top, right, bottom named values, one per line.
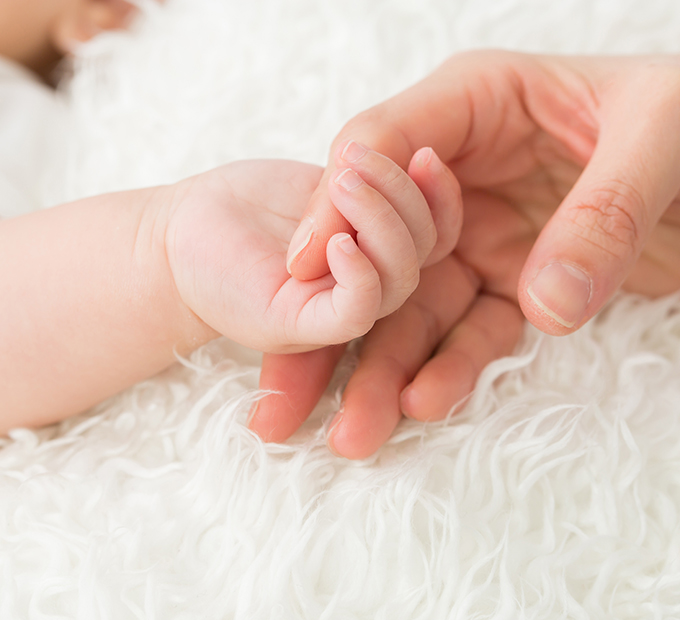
left=334, top=141, right=462, bottom=267
left=285, top=56, right=478, bottom=283
left=311, top=232, right=382, bottom=341
left=334, top=141, right=437, bottom=267
left=325, top=144, right=463, bottom=317
left=285, top=144, right=463, bottom=285
left=286, top=124, right=415, bottom=282
left=327, top=167, right=419, bottom=317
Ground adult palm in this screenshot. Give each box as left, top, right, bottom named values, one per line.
left=255, top=51, right=680, bottom=458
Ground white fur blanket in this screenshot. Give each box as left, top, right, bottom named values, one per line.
left=2, top=0, right=680, bottom=617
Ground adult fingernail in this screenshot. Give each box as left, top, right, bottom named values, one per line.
left=286, top=217, right=314, bottom=274
left=527, top=262, right=591, bottom=328
left=340, top=140, right=367, bottom=163
left=335, top=169, right=363, bottom=192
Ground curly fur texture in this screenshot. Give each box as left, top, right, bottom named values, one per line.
left=1, top=0, right=680, bottom=617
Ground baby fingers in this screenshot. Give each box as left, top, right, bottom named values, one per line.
left=334, top=140, right=439, bottom=266
left=407, top=147, right=463, bottom=267
left=291, top=232, right=381, bottom=346
left=326, top=232, right=382, bottom=337
left=292, top=144, right=462, bottom=347
left=327, top=147, right=433, bottom=317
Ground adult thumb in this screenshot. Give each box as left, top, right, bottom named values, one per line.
left=519, top=80, right=680, bottom=335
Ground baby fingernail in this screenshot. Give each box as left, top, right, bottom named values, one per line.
left=527, top=262, right=591, bottom=328
left=415, top=147, right=434, bottom=168
left=335, top=169, right=363, bottom=191
left=341, top=140, right=367, bottom=163
left=286, top=217, right=314, bottom=274
left=336, top=233, right=357, bottom=255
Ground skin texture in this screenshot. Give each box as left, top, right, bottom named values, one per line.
left=1, top=0, right=467, bottom=437
left=254, top=51, right=680, bottom=459
left=165, top=156, right=460, bottom=353
left=0, top=157, right=461, bottom=435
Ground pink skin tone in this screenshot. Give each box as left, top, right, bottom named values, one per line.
left=0, top=0, right=466, bottom=437
left=254, top=51, right=680, bottom=459
left=4, top=6, right=679, bottom=456
left=0, top=157, right=461, bottom=435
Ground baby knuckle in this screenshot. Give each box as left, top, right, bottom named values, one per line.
left=381, top=163, right=411, bottom=193
left=365, top=203, right=401, bottom=236
left=397, top=264, right=421, bottom=299
left=354, top=269, right=381, bottom=297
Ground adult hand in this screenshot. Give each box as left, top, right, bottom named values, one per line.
left=253, top=51, right=680, bottom=457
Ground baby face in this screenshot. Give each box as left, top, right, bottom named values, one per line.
left=0, top=0, right=77, bottom=45
left=0, top=0, right=136, bottom=80
left=0, top=0, right=77, bottom=76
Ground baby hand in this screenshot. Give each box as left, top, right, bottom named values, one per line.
left=0, top=148, right=460, bottom=432
left=163, top=150, right=461, bottom=353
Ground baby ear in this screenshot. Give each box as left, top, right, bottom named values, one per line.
left=51, top=0, right=137, bottom=53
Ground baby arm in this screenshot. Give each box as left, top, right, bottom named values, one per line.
left=0, top=155, right=459, bottom=434
left=0, top=185, right=210, bottom=433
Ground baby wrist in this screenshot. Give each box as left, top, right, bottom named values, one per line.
left=137, top=184, right=220, bottom=355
